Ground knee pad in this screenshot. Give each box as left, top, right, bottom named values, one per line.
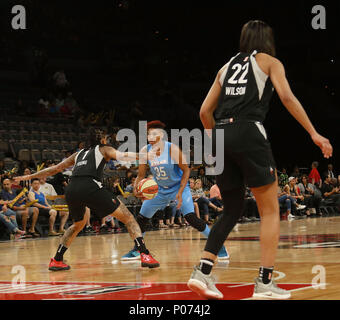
left=184, top=213, right=206, bottom=232
left=136, top=214, right=151, bottom=233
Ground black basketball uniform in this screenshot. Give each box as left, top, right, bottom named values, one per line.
left=213, top=50, right=276, bottom=191
left=65, top=145, right=120, bottom=222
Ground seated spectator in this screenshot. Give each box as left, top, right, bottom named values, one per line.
left=28, top=178, right=61, bottom=236
left=198, top=166, right=205, bottom=178
left=323, top=164, right=336, bottom=180
left=0, top=200, right=26, bottom=240
left=18, top=161, right=31, bottom=175
left=60, top=103, right=71, bottom=116
left=165, top=200, right=186, bottom=228
left=20, top=168, right=33, bottom=190
left=286, top=177, right=308, bottom=215
left=105, top=176, right=121, bottom=196
left=10, top=174, right=22, bottom=190
left=277, top=185, right=297, bottom=220
left=297, top=175, right=322, bottom=215
left=192, top=179, right=222, bottom=224
left=321, top=176, right=340, bottom=210
left=39, top=177, right=69, bottom=234
left=209, top=184, right=223, bottom=209
left=309, top=161, right=322, bottom=189
left=189, top=178, right=201, bottom=219
left=76, top=141, right=85, bottom=152
left=38, top=96, right=50, bottom=113
left=55, top=93, right=65, bottom=110
left=291, top=165, right=301, bottom=179
left=1, top=178, right=40, bottom=237
left=39, top=177, right=57, bottom=197
left=49, top=100, right=60, bottom=114
left=243, top=188, right=260, bottom=222
left=278, top=168, right=289, bottom=187
left=53, top=69, right=69, bottom=93
left=125, top=175, right=137, bottom=194
left=64, top=92, right=79, bottom=115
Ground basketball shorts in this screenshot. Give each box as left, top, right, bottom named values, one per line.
left=140, top=185, right=194, bottom=219
left=65, top=177, right=120, bottom=222
left=38, top=207, right=53, bottom=217
left=213, top=121, right=277, bottom=191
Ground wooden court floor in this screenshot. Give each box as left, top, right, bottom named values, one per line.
left=0, top=216, right=340, bottom=300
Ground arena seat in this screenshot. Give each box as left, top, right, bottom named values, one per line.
left=31, top=149, right=42, bottom=163
left=18, top=149, right=31, bottom=161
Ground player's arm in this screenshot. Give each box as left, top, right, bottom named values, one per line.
left=14, top=153, right=78, bottom=182
left=133, top=146, right=148, bottom=197
left=102, top=146, right=139, bottom=162
left=170, top=144, right=191, bottom=196
left=199, top=66, right=226, bottom=131
left=268, top=55, right=332, bottom=159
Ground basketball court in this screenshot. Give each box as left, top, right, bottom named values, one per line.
left=1, top=215, right=339, bottom=300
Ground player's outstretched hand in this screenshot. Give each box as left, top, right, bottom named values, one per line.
left=311, top=133, right=333, bottom=159
left=14, top=175, right=31, bottom=183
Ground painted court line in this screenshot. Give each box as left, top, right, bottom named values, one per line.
left=241, top=283, right=326, bottom=300
left=42, top=297, right=95, bottom=300
left=145, top=290, right=192, bottom=296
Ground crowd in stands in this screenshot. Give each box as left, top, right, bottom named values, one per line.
left=1, top=147, right=339, bottom=241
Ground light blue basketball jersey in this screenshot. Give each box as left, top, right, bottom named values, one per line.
left=147, top=141, right=182, bottom=192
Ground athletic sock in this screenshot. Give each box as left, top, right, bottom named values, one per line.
left=132, top=233, right=146, bottom=251
left=259, top=266, right=274, bottom=284
left=134, top=237, right=149, bottom=255
left=54, top=244, right=68, bottom=262
left=201, top=225, right=210, bottom=238
left=199, top=258, right=214, bottom=275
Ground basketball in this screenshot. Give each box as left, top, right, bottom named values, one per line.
left=138, top=178, right=158, bottom=200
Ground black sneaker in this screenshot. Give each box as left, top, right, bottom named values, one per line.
left=84, top=225, right=96, bottom=234
left=99, top=225, right=111, bottom=234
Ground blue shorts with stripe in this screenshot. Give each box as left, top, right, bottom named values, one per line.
left=139, top=185, right=194, bottom=219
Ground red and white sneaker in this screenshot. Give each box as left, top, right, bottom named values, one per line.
left=48, top=258, right=71, bottom=271
left=140, top=252, right=160, bottom=268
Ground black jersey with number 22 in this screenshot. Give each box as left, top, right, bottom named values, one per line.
left=215, top=51, right=274, bottom=123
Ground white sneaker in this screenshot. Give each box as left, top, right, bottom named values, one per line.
left=296, top=204, right=306, bottom=210
left=187, top=266, right=223, bottom=300
left=253, top=277, right=291, bottom=299
left=288, top=214, right=295, bottom=220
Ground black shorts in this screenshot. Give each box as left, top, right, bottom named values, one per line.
left=213, top=121, right=277, bottom=191
left=65, top=177, right=120, bottom=222
left=38, top=207, right=53, bottom=217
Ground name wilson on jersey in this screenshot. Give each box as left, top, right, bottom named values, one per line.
left=225, top=86, right=246, bottom=96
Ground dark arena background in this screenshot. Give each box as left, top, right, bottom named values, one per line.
left=0, top=0, right=339, bottom=308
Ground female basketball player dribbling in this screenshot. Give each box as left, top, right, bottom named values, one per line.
left=15, top=130, right=160, bottom=271
left=187, top=20, right=333, bottom=299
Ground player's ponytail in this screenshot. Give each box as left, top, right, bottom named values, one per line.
left=240, top=20, right=276, bottom=57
